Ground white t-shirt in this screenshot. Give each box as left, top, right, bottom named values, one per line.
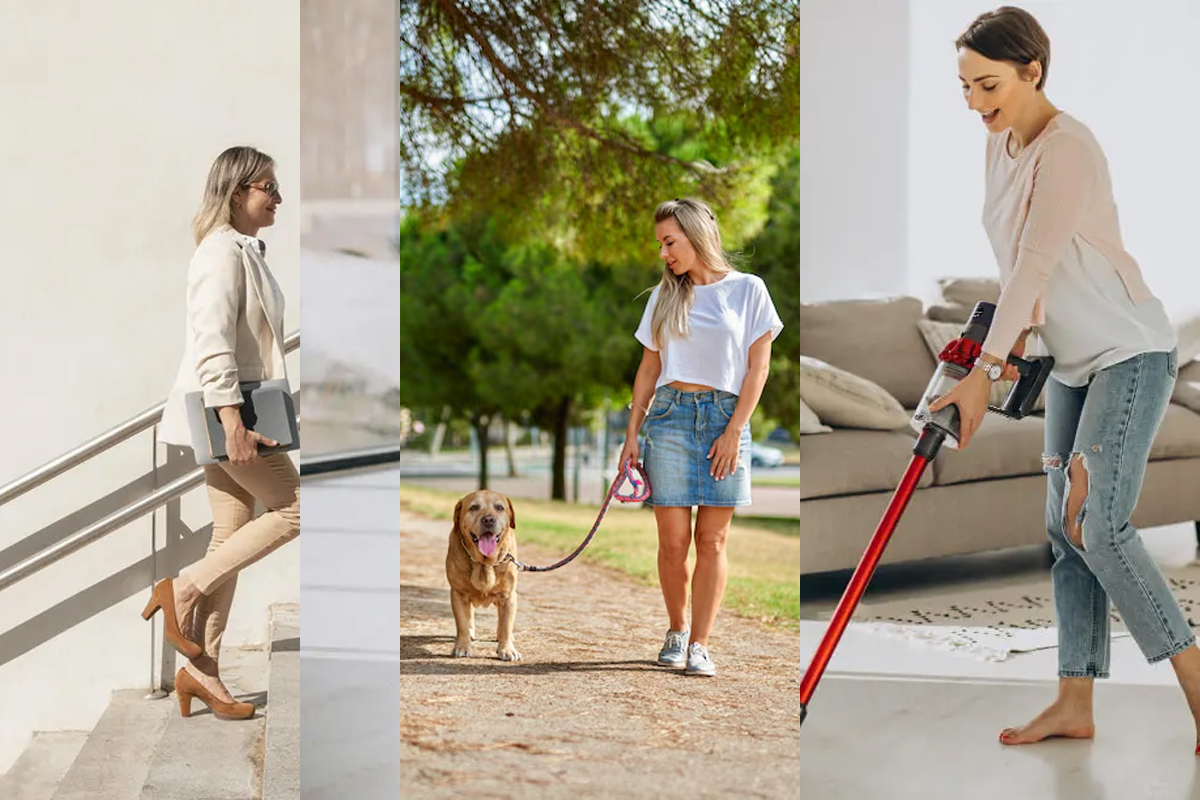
left=634, top=271, right=784, bottom=395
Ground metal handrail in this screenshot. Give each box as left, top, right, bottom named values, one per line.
left=0, top=467, right=205, bottom=591
left=0, top=414, right=302, bottom=592
left=300, top=444, right=402, bottom=476
left=0, top=331, right=300, bottom=508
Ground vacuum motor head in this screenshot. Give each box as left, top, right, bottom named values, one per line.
left=910, top=300, right=1054, bottom=449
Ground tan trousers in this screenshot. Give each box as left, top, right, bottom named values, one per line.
left=183, top=453, right=300, bottom=660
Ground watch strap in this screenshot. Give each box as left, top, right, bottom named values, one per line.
left=974, top=356, right=1002, bottom=381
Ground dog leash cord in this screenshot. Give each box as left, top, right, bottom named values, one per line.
left=508, top=461, right=650, bottom=573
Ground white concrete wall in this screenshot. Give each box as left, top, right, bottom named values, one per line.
left=298, top=0, right=400, bottom=458
left=301, top=0, right=398, bottom=202
left=908, top=0, right=1200, bottom=318
left=0, top=1, right=300, bottom=772
left=800, top=0, right=910, bottom=302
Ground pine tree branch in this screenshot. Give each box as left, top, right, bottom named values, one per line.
left=433, top=0, right=730, bottom=175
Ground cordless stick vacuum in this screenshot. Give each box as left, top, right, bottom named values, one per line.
left=798, top=301, right=1055, bottom=730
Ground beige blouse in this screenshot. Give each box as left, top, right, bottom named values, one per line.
left=979, top=112, right=1164, bottom=370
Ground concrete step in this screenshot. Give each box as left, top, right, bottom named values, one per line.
left=262, top=603, right=299, bottom=800
left=51, top=690, right=173, bottom=800
left=0, top=731, right=89, bottom=800
left=137, top=645, right=270, bottom=800
left=28, top=605, right=297, bottom=800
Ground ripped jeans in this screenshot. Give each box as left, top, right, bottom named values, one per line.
left=1043, top=348, right=1192, bottom=677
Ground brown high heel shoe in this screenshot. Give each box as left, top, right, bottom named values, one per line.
left=140, top=578, right=202, bottom=661
left=174, top=668, right=256, bottom=720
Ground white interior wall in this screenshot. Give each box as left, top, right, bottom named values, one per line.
left=0, top=0, right=300, bottom=772
left=800, top=0, right=911, bottom=302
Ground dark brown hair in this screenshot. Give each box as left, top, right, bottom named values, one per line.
left=956, top=6, right=1051, bottom=91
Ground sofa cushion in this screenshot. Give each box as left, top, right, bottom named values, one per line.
left=926, top=302, right=972, bottom=324
left=938, top=277, right=1000, bottom=307
left=799, top=296, right=936, bottom=408
left=1150, top=404, right=1200, bottom=460
left=1171, top=380, right=1200, bottom=416
left=799, top=428, right=934, bottom=500
left=1180, top=358, right=1200, bottom=384
left=932, top=415, right=1046, bottom=486
left=799, top=397, right=832, bottom=434
left=1176, top=313, right=1200, bottom=363
left=799, top=356, right=910, bottom=430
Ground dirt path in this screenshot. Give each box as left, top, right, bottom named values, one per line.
left=400, top=509, right=803, bottom=799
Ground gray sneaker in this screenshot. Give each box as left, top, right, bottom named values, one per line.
left=657, top=629, right=689, bottom=668
left=686, top=642, right=716, bottom=677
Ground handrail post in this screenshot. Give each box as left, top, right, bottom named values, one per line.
left=145, top=423, right=168, bottom=700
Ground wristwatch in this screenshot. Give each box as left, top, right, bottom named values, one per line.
left=974, top=356, right=1003, bottom=382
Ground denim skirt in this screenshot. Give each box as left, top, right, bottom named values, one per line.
left=641, top=386, right=752, bottom=507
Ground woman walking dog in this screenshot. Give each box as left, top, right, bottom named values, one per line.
left=145, top=145, right=300, bottom=720
left=618, top=197, right=783, bottom=677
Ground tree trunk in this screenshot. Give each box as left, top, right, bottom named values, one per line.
left=551, top=395, right=571, bottom=501
left=430, top=405, right=451, bottom=455
left=504, top=418, right=518, bottom=478
left=473, top=413, right=490, bottom=490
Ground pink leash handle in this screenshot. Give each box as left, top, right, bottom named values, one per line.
left=613, top=459, right=651, bottom=503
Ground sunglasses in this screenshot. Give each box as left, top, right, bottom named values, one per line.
left=246, top=180, right=281, bottom=200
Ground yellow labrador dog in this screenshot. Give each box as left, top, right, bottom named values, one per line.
left=445, top=490, right=521, bottom=661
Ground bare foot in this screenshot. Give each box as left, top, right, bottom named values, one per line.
left=1167, top=645, right=1200, bottom=753
left=184, top=658, right=237, bottom=705
left=999, top=699, right=1095, bottom=745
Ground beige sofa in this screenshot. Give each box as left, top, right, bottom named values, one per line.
left=800, top=294, right=1200, bottom=575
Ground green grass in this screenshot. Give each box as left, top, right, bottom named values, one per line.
left=402, top=485, right=801, bottom=630
left=753, top=473, right=801, bottom=488
left=729, top=515, right=801, bottom=538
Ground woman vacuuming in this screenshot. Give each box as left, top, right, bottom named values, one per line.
left=931, top=6, right=1200, bottom=752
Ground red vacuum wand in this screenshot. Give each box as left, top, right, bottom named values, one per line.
left=798, top=301, right=1054, bottom=730
left=798, top=428, right=944, bottom=729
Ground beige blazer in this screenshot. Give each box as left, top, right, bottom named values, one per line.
left=159, top=225, right=288, bottom=447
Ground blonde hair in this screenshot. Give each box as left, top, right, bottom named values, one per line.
left=648, top=198, right=737, bottom=350
left=191, top=146, right=275, bottom=245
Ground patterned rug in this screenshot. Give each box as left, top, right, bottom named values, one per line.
left=852, top=562, right=1200, bottom=630
left=819, top=562, right=1200, bottom=661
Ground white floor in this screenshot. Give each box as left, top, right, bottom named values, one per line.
left=799, top=676, right=1200, bottom=800
left=801, top=522, right=1200, bottom=799
left=300, top=466, right=402, bottom=798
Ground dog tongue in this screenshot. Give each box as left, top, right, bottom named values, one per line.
left=477, top=534, right=498, bottom=556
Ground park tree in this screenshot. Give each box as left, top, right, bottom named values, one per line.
left=743, top=147, right=799, bottom=439
left=399, top=0, right=799, bottom=259
left=398, top=0, right=799, bottom=495
left=397, top=215, right=506, bottom=488
left=399, top=214, right=647, bottom=493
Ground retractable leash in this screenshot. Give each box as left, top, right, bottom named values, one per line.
left=798, top=301, right=1054, bottom=730
left=502, top=460, right=651, bottom=573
